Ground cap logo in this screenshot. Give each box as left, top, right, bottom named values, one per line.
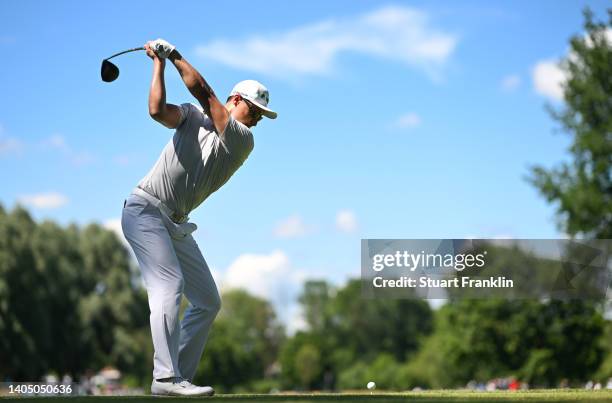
left=258, top=90, right=269, bottom=104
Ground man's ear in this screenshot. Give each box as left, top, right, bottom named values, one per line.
left=226, top=96, right=238, bottom=110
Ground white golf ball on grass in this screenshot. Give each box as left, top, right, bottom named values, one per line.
left=367, top=381, right=376, bottom=390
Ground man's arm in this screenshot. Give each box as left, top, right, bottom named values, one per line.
left=168, top=50, right=230, bottom=134
left=146, top=43, right=182, bottom=129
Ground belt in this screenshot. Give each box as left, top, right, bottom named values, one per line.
left=131, top=187, right=189, bottom=224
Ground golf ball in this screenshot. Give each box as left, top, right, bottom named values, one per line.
left=367, top=381, right=376, bottom=390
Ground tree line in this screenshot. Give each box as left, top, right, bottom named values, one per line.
left=1, top=6, right=610, bottom=393
left=0, top=204, right=610, bottom=391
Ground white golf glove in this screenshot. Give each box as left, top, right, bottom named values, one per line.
left=149, top=38, right=176, bottom=59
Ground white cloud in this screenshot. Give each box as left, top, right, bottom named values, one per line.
left=223, top=250, right=296, bottom=298
left=103, top=218, right=129, bottom=246
left=394, top=112, right=422, bottom=129
left=221, top=250, right=307, bottom=326
left=532, top=60, right=565, bottom=101
left=531, top=28, right=612, bottom=102
left=218, top=250, right=356, bottom=333
left=286, top=305, right=308, bottom=335
left=195, top=6, right=457, bottom=79
left=273, top=215, right=309, bottom=238
left=18, top=192, right=68, bottom=209
left=584, top=27, right=612, bottom=48
left=336, top=209, right=358, bottom=233
left=500, top=74, right=521, bottom=92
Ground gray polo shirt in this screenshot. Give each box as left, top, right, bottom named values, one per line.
left=138, top=103, right=254, bottom=217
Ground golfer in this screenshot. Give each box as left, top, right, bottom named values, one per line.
left=121, top=39, right=277, bottom=396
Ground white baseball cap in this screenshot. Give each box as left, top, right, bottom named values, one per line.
left=229, top=80, right=277, bottom=119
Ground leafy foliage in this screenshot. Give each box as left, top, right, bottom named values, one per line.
left=528, top=9, right=612, bottom=239
left=0, top=205, right=151, bottom=381
left=281, top=279, right=433, bottom=390
left=194, top=289, right=284, bottom=392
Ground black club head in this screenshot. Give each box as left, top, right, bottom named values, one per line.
left=101, top=59, right=119, bottom=82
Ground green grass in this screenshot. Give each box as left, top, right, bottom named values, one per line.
left=1, top=390, right=611, bottom=402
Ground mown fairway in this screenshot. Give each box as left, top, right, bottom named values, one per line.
left=1, top=390, right=612, bottom=402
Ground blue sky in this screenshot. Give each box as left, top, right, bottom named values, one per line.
left=1, top=0, right=608, bottom=330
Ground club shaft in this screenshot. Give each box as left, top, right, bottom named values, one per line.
left=105, top=47, right=145, bottom=60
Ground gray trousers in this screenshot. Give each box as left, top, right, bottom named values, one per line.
left=121, top=193, right=221, bottom=380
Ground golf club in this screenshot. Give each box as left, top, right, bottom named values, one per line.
left=101, top=47, right=145, bottom=82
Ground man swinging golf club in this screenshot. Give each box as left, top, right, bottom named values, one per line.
left=121, top=38, right=277, bottom=396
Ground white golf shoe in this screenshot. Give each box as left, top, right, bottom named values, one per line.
left=151, top=379, right=214, bottom=396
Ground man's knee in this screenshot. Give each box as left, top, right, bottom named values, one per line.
left=210, top=291, right=221, bottom=314
left=149, top=278, right=184, bottom=306
left=194, top=289, right=221, bottom=314
left=163, top=277, right=184, bottom=295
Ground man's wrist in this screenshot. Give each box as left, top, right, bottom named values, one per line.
left=168, top=49, right=181, bottom=63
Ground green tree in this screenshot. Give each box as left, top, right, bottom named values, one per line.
left=0, top=205, right=151, bottom=381
left=299, top=280, right=332, bottom=333
left=528, top=9, right=612, bottom=239
left=281, top=279, right=433, bottom=390
left=408, top=299, right=604, bottom=388
left=294, top=344, right=321, bottom=388
left=327, top=280, right=433, bottom=363
left=76, top=223, right=151, bottom=379
left=0, top=206, right=55, bottom=379
left=78, top=224, right=152, bottom=380
left=279, top=331, right=323, bottom=390
left=194, top=289, right=284, bottom=392
left=527, top=8, right=611, bottom=385
left=594, top=319, right=612, bottom=381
